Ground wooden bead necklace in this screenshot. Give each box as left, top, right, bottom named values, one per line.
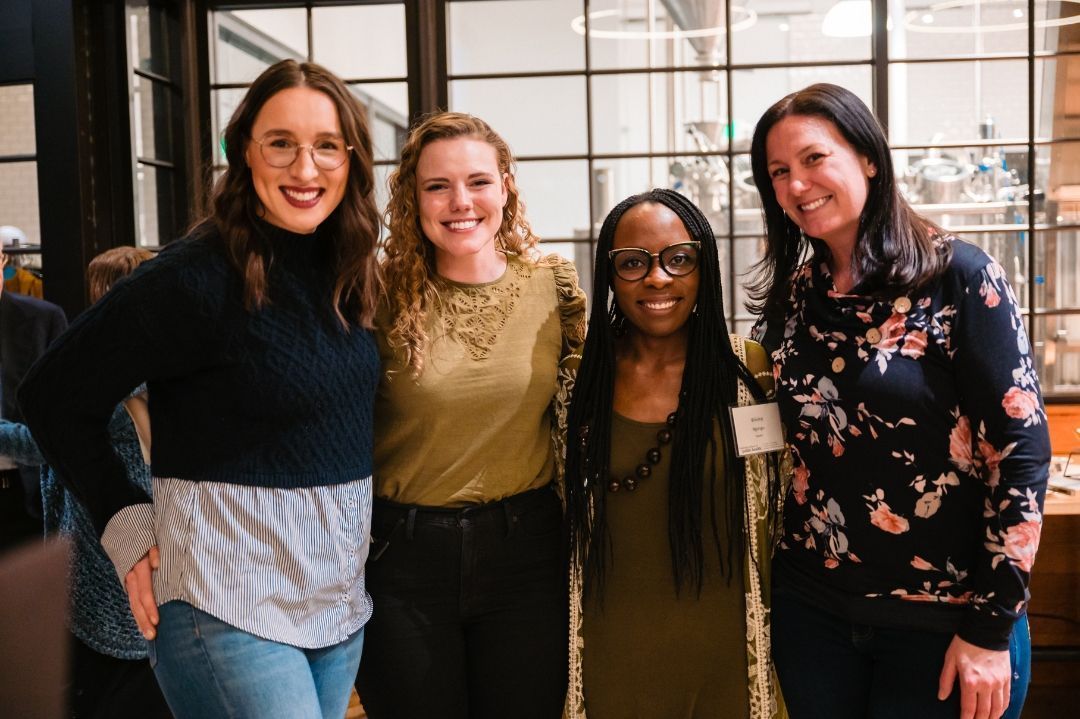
left=608, top=411, right=676, bottom=493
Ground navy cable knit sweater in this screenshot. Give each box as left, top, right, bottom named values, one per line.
left=18, top=220, right=379, bottom=535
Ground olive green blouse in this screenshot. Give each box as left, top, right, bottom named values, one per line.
left=373, top=255, right=586, bottom=507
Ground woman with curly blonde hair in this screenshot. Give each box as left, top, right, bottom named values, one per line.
left=355, top=112, right=585, bottom=719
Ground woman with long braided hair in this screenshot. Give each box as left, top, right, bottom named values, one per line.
left=564, top=189, right=784, bottom=719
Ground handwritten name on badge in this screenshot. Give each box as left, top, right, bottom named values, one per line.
left=729, top=403, right=784, bottom=457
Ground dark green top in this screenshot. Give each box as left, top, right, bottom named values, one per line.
left=582, top=413, right=749, bottom=719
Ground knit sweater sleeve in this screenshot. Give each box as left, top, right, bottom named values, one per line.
left=951, top=250, right=1051, bottom=650
left=18, top=237, right=226, bottom=535
left=0, top=419, right=46, bottom=465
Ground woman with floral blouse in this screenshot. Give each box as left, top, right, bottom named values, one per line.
left=748, top=83, right=1050, bottom=719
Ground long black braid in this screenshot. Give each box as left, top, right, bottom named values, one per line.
left=566, top=189, right=772, bottom=600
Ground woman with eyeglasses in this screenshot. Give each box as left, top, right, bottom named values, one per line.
left=20, top=60, right=381, bottom=718
left=354, top=112, right=586, bottom=719
left=563, top=189, right=784, bottom=719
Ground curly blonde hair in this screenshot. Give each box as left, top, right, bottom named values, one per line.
left=383, top=112, right=540, bottom=374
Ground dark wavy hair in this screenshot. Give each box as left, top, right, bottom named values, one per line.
left=747, top=83, right=950, bottom=325
left=566, top=188, right=772, bottom=598
left=206, top=59, right=381, bottom=328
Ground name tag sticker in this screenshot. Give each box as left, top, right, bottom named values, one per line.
left=729, top=403, right=784, bottom=457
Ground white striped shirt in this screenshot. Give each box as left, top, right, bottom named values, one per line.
left=101, top=476, right=372, bottom=649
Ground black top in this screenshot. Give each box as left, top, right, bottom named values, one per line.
left=19, top=220, right=379, bottom=534
left=755, top=238, right=1050, bottom=650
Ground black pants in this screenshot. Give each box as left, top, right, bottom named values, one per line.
left=356, top=485, right=568, bottom=719
left=69, top=635, right=172, bottom=719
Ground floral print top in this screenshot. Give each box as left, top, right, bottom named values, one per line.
left=753, top=238, right=1050, bottom=650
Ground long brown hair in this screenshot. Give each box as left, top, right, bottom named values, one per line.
left=747, top=83, right=950, bottom=327
left=209, top=59, right=380, bottom=328
left=381, top=112, right=539, bottom=374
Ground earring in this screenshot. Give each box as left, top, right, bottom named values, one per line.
left=612, top=312, right=627, bottom=338
left=868, top=167, right=877, bottom=177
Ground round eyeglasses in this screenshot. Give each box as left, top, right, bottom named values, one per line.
left=608, top=241, right=701, bottom=282
left=251, top=134, right=353, bottom=171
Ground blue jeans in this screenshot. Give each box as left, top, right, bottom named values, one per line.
left=151, top=600, right=364, bottom=719
left=772, top=588, right=1030, bottom=719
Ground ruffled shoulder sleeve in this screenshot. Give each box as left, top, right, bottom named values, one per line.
left=544, top=254, right=587, bottom=359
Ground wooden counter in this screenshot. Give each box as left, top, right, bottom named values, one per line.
left=1026, top=481, right=1080, bottom=716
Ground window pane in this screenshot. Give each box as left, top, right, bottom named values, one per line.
left=1034, top=229, right=1080, bottom=312
left=0, top=84, right=35, bottom=156
left=448, top=0, right=584, bottom=74
left=537, top=240, right=595, bottom=303
left=893, top=143, right=1030, bottom=228
left=211, top=9, right=308, bottom=85
left=450, top=77, right=588, bottom=156
left=591, top=156, right=735, bottom=232
left=889, top=60, right=1028, bottom=144
left=731, top=3, right=871, bottom=64
left=588, top=0, right=735, bottom=70
left=0, top=162, right=40, bottom=245
left=212, top=89, right=248, bottom=164
left=1037, top=57, right=1080, bottom=141
left=732, top=66, right=872, bottom=146
left=1033, top=313, right=1080, bottom=395
left=129, top=0, right=178, bottom=78
left=514, top=160, right=590, bottom=239
left=889, top=0, right=1071, bottom=60
left=1038, top=140, right=1080, bottom=226
left=134, top=164, right=176, bottom=248
left=590, top=71, right=730, bottom=155
left=313, top=5, right=407, bottom=79
left=351, top=83, right=409, bottom=162
left=733, top=235, right=767, bottom=324
left=132, top=77, right=176, bottom=162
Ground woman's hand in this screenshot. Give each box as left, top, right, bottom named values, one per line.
left=124, top=545, right=160, bottom=640
left=938, top=634, right=1011, bottom=719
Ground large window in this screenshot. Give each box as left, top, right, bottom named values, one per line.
left=195, top=1, right=1080, bottom=398
left=441, top=0, right=1080, bottom=399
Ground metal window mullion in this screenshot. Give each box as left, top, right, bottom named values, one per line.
left=1027, top=0, right=1037, bottom=355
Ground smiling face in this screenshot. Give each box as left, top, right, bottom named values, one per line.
left=611, top=202, right=700, bottom=341
left=244, top=86, right=349, bottom=234
left=765, top=113, right=876, bottom=252
left=416, top=136, right=509, bottom=276
left=416, top=136, right=509, bottom=278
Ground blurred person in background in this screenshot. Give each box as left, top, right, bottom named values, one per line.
left=0, top=229, right=66, bottom=551
left=0, top=245, right=168, bottom=718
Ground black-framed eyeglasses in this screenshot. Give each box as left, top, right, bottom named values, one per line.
left=608, top=241, right=702, bottom=282
left=251, top=134, right=354, bottom=171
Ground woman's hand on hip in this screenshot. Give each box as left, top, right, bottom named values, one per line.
left=938, top=634, right=1011, bottom=719
left=124, top=545, right=160, bottom=640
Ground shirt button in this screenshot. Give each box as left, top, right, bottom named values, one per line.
left=831, top=357, right=846, bottom=373
left=893, top=296, right=912, bottom=314
left=865, top=328, right=882, bottom=344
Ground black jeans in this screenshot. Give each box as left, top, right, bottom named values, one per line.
left=69, top=635, right=172, bottom=719
left=356, top=485, right=568, bottom=719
